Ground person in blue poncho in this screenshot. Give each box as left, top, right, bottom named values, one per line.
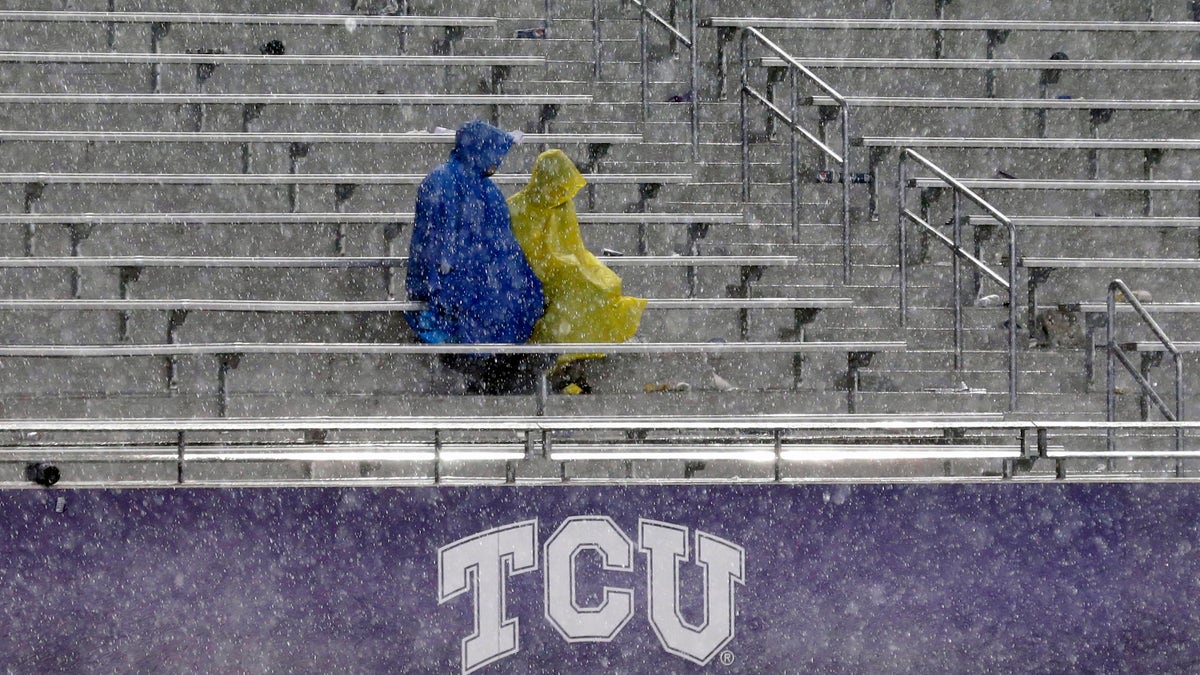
left=406, top=120, right=549, bottom=394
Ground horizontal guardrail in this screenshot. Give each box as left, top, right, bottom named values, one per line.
left=705, top=17, right=1200, bottom=31
left=3, top=417, right=1200, bottom=485
left=970, top=216, right=1200, bottom=227
left=1022, top=257, right=1200, bottom=269
left=857, top=137, right=1200, bottom=150
left=909, top=177, right=1200, bottom=190
left=771, top=57, right=1200, bottom=70
left=809, top=95, right=1200, bottom=109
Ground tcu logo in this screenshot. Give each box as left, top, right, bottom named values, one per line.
left=438, top=517, right=746, bottom=674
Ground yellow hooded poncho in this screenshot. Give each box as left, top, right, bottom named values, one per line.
left=508, top=150, right=647, bottom=352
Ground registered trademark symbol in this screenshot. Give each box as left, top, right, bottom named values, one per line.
left=719, top=651, right=735, bottom=666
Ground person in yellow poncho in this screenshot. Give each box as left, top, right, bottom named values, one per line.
left=508, top=150, right=647, bottom=380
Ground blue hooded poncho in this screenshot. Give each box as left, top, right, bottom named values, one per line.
left=405, top=120, right=545, bottom=344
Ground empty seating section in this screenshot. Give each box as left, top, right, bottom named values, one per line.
left=0, top=1, right=1197, bottom=485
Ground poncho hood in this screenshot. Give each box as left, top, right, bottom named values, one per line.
left=449, top=120, right=514, bottom=176
left=522, top=149, right=588, bottom=207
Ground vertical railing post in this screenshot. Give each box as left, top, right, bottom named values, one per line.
left=952, top=191, right=963, bottom=371
left=789, top=68, right=799, bottom=240
left=689, top=0, right=699, bottom=163
left=176, top=431, right=186, bottom=485
left=1175, top=353, right=1185, bottom=461
left=1106, top=283, right=1118, bottom=454
left=841, top=104, right=852, bottom=284
left=739, top=29, right=750, bottom=204
left=1008, top=222, right=1018, bottom=412
left=933, top=0, right=948, bottom=58
left=640, top=1, right=649, bottom=123
left=593, top=0, right=602, bottom=79
left=898, top=151, right=909, bottom=327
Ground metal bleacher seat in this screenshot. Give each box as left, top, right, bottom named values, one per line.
left=0, top=339, right=906, bottom=417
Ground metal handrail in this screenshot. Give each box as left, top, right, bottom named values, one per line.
left=1107, top=279, right=1185, bottom=463
left=737, top=27, right=852, bottom=283
left=6, top=417, right=1200, bottom=485
left=616, top=0, right=699, bottom=161
left=898, top=149, right=1018, bottom=411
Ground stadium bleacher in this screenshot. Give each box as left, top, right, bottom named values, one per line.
left=0, top=0, right=1195, bottom=487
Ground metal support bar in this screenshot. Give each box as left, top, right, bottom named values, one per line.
left=715, top=26, right=736, bottom=101
left=149, top=22, right=169, bottom=93
left=1143, top=148, right=1165, bottom=217
left=333, top=182, right=355, bottom=255
left=382, top=221, right=404, bottom=299
left=984, top=29, right=1009, bottom=98
left=166, top=309, right=188, bottom=392
left=117, top=266, right=142, bottom=342
left=536, top=372, right=549, bottom=416
left=773, top=429, right=782, bottom=482
left=592, top=0, right=602, bottom=79
left=846, top=351, right=875, bottom=414
left=288, top=142, right=309, bottom=213
left=23, top=181, right=44, bottom=257
left=176, top=431, right=186, bottom=484
left=240, top=103, right=264, bottom=174
left=217, top=353, right=241, bottom=417
left=433, top=430, right=442, bottom=484
left=68, top=223, right=92, bottom=297
left=1026, top=267, right=1052, bottom=341
left=639, top=0, right=649, bottom=123
left=933, top=0, right=950, bottom=58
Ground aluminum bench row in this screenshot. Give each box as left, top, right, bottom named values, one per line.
left=0, top=297, right=850, bottom=312
left=0, top=51, right=543, bottom=66
left=0, top=296, right=851, bottom=347
left=0, top=252, right=816, bottom=336
left=0, top=11, right=495, bottom=27
left=0, top=212, right=741, bottom=226
left=0, top=255, right=791, bottom=269
left=0, top=340, right=907, bottom=416
left=0, top=212, right=743, bottom=259
left=0, top=130, right=640, bottom=144
left=0, top=171, right=691, bottom=185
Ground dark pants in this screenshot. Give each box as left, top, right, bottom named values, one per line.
left=439, top=354, right=557, bottom=395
